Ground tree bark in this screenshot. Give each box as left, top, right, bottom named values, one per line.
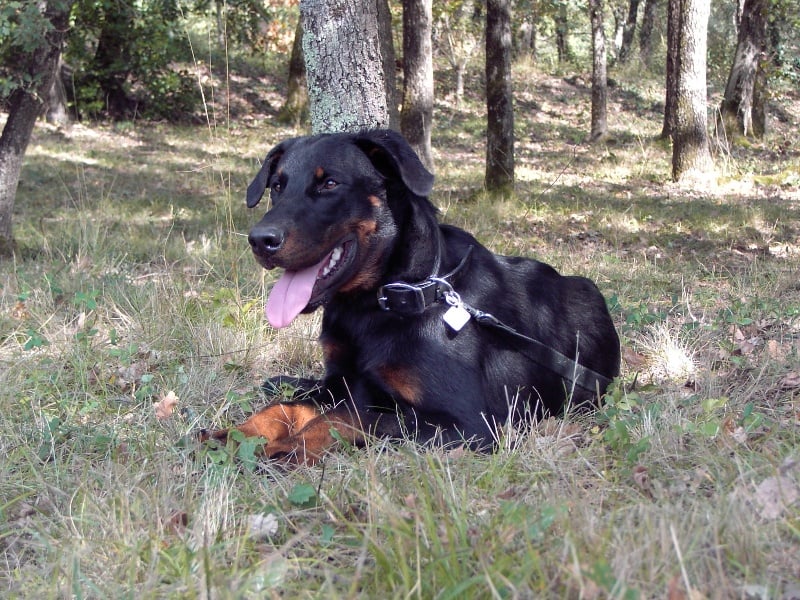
left=618, top=0, right=640, bottom=63
left=555, top=1, right=572, bottom=63
left=277, top=19, right=309, bottom=126
left=589, top=0, right=608, bottom=142
left=401, top=0, right=434, bottom=171
left=377, top=0, right=400, bottom=130
left=0, top=0, right=74, bottom=256
left=639, top=0, right=659, bottom=66
left=300, top=0, right=394, bottom=133
left=485, top=0, right=514, bottom=194
left=717, top=0, right=768, bottom=139
left=660, top=0, right=680, bottom=139
left=672, top=0, right=714, bottom=183
left=46, top=56, right=70, bottom=125
left=440, top=0, right=478, bottom=106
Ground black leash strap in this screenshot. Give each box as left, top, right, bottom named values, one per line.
left=463, top=303, right=612, bottom=394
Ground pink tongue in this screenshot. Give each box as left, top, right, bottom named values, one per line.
left=265, top=255, right=329, bottom=329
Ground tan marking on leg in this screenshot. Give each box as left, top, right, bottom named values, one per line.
left=378, top=365, right=423, bottom=406
left=236, top=402, right=322, bottom=442
left=265, top=411, right=364, bottom=466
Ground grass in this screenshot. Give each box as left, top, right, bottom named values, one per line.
left=2, top=58, right=800, bottom=598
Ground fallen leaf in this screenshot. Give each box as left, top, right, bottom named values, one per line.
left=622, top=346, right=647, bottom=369
left=445, top=445, right=468, bottom=459
left=738, top=337, right=760, bottom=356
left=403, top=493, right=418, bottom=510
left=730, top=426, right=748, bottom=444
left=780, top=371, right=800, bottom=389
left=163, top=511, right=188, bottom=534
left=667, top=575, right=686, bottom=600
left=632, top=465, right=654, bottom=499
left=752, top=475, right=799, bottom=520
left=11, top=301, right=31, bottom=320
left=765, top=339, right=788, bottom=361
left=117, top=361, right=149, bottom=387
left=154, top=391, right=179, bottom=420
left=247, top=513, right=279, bottom=540
left=740, top=584, right=769, bottom=600
left=497, top=486, right=521, bottom=500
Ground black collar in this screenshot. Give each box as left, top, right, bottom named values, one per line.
left=377, top=246, right=473, bottom=315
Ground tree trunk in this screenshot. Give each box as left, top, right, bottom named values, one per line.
left=517, top=19, right=537, bottom=61
left=618, top=0, right=641, bottom=63
left=555, top=1, right=572, bottom=63
left=377, top=0, right=400, bottom=130
left=0, top=0, right=74, bottom=256
left=589, top=0, right=608, bottom=141
left=612, top=4, right=626, bottom=57
left=485, top=0, right=514, bottom=194
left=639, top=0, right=659, bottom=66
left=717, top=0, right=767, bottom=139
left=300, top=0, right=394, bottom=133
left=278, top=19, right=309, bottom=126
left=90, top=0, right=136, bottom=118
left=672, top=0, right=714, bottom=183
left=440, top=0, right=478, bottom=106
left=46, top=56, right=70, bottom=125
left=401, top=0, right=434, bottom=171
left=661, top=0, right=680, bottom=139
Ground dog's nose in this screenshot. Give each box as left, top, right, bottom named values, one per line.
left=249, top=226, right=285, bottom=254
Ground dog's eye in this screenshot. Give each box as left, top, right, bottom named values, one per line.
left=271, top=181, right=282, bottom=193
left=321, top=179, right=337, bottom=191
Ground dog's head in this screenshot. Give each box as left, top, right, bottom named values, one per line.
left=245, top=129, right=435, bottom=328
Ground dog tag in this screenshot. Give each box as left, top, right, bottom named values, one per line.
left=442, top=290, right=471, bottom=331
left=443, top=304, right=471, bottom=331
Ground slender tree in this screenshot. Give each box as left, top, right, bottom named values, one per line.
left=377, top=0, right=400, bottom=130
left=671, top=0, right=714, bottom=183
left=660, top=0, right=680, bottom=139
left=589, top=0, right=609, bottom=141
left=639, top=0, right=659, bottom=66
left=618, top=0, right=641, bottom=62
left=555, top=0, right=572, bottom=63
left=0, top=0, right=74, bottom=256
left=277, top=19, right=309, bottom=126
left=436, top=0, right=479, bottom=105
left=401, top=0, right=435, bottom=170
left=300, top=0, right=396, bottom=133
left=485, top=0, right=515, bottom=194
left=717, top=0, right=768, bottom=139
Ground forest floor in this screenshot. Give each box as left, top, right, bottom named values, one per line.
left=1, top=59, right=800, bottom=598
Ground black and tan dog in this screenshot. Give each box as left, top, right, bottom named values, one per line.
left=203, top=129, right=620, bottom=464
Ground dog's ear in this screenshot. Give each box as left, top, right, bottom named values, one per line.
left=353, top=130, right=434, bottom=197
left=246, top=139, right=297, bottom=208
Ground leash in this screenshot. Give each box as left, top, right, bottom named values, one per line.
left=376, top=246, right=612, bottom=395
left=456, top=301, right=611, bottom=394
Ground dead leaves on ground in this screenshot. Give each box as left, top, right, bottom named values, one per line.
left=154, top=390, right=179, bottom=420
left=733, top=457, right=800, bottom=521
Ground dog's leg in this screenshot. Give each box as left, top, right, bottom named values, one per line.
left=261, top=406, right=367, bottom=465
left=201, top=401, right=320, bottom=443
left=200, top=401, right=367, bottom=466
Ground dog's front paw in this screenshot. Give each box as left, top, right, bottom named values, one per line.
left=197, top=428, right=231, bottom=446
